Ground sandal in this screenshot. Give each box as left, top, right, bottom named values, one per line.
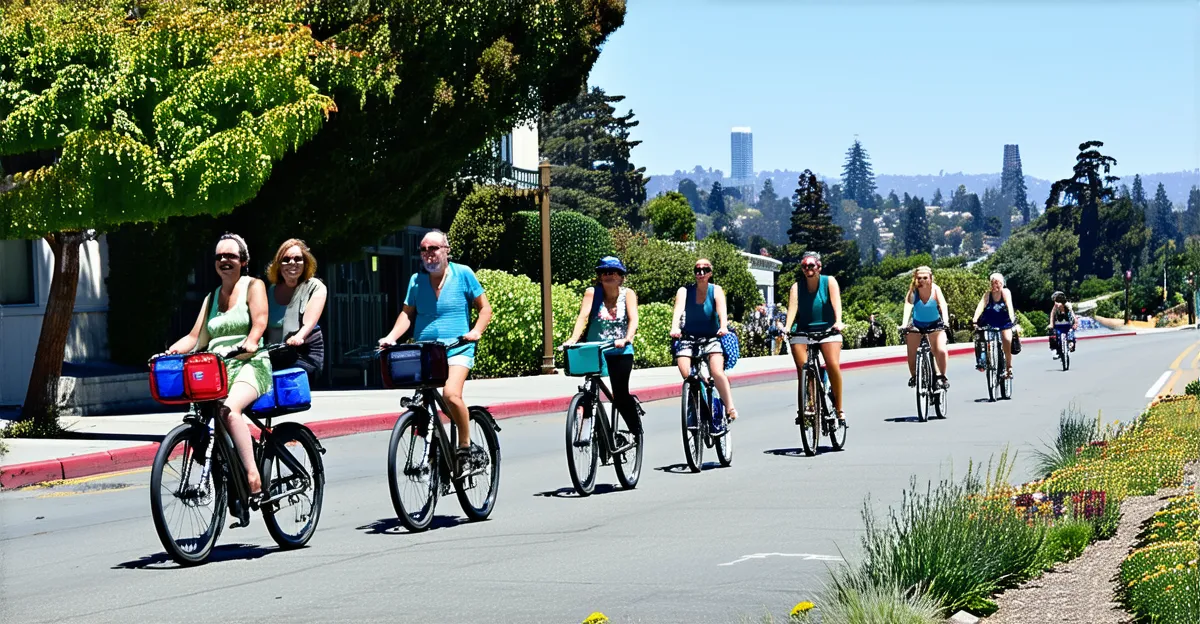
left=836, top=410, right=849, bottom=428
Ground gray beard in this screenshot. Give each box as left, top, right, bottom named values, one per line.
left=424, top=260, right=444, bottom=273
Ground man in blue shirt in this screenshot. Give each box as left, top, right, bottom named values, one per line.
left=380, top=230, right=493, bottom=469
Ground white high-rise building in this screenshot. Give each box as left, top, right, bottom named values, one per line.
left=730, top=127, right=755, bottom=203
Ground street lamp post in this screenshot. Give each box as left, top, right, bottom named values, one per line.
left=539, top=160, right=556, bottom=375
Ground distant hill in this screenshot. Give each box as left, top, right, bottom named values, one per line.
left=647, top=168, right=1200, bottom=207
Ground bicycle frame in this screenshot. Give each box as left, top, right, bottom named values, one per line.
left=578, top=374, right=637, bottom=458
left=678, top=337, right=718, bottom=430
left=398, top=388, right=491, bottom=485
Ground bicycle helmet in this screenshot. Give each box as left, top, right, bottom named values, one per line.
left=1052, top=291, right=1067, bottom=303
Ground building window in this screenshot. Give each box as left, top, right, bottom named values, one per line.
left=498, top=133, right=514, bottom=165
left=0, top=239, right=35, bottom=305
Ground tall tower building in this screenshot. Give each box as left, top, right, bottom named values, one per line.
left=731, top=127, right=756, bottom=203
left=1002, top=144, right=1021, bottom=178
left=1000, top=144, right=1030, bottom=224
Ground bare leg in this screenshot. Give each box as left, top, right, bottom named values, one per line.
left=820, top=341, right=844, bottom=415
left=675, top=356, right=691, bottom=380
left=223, top=382, right=262, bottom=494
left=707, top=352, right=736, bottom=419
left=932, top=330, right=949, bottom=378
left=790, top=342, right=808, bottom=414
left=1001, top=329, right=1014, bottom=376
left=442, top=365, right=472, bottom=448
left=905, top=331, right=920, bottom=378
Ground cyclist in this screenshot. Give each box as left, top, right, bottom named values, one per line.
left=166, top=233, right=271, bottom=500
left=971, top=272, right=1019, bottom=379
left=379, top=229, right=493, bottom=474
left=669, top=257, right=739, bottom=422
left=1047, top=291, right=1078, bottom=358
left=562, top=256, right=642, bottom=433
left=784, top=251, right=847, bottom=426
left=900, top=265, right=950, bottom=389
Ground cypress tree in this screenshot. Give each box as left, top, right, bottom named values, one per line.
left=840, top=140, right=877, bottom=209
left=789, top=169, right=843, bottom=254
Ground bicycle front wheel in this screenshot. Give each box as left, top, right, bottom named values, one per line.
left=915, top=351, right=930, bottom=423
left=798, top=367, right=821, bottom=456
left=1061, top=339, right=1070, bottom=371
left=985, top=339, right=998, bottom=402
left=565, top=393, right=599, bottom=495
left=613, top=398, right=644, bottom=489
left=453, top=407, right=501, bottom=521
left=261, top=422, right=324, bottom=549
left=387, top=408, right=441, bottom=532
left=150, top=422, right=226, bottom=566
left=681, top=382, right=704, bottom=472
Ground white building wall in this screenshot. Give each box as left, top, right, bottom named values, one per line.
left=0, top=236, right=110, bottom=406
left=511, top=121, right=540, bottom=171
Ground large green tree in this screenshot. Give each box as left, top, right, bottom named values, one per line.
left=903, top=195, right=931, bottom=255
left=644, top=191, right=695, bottom=241
left=1001, top=156, right=1029, bottom=224
left=1045, top=141, right=1118, bottom=279
left=1, top=0, right=623, bottom=425
left=1150, top=182, right=1176, bottom=249
left=678, top=178, right=703, bottom=213
left=1131, top=174, right=1147, bottom=210
left=857, top=209, right=881, bottom=265
left=540, top=85, right=647, bottom=228
left=1185, top=186, right=1200, bottom=239
left=841, top=139, right=877, bottom=209
left=788, top=170, right=843, bottom=253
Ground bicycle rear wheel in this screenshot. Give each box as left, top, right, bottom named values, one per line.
left=826, top=384, right=846, bottom=451
left=150, top=422, right=226, bottom=566
left=915, top=350, right=930, bottom=423
left=1060, top=338, right=1070, bottom=371
left=681, top=382, right=704, bottom=472
left=714, top=401, right=733, bottom=467
left=613, top=398, right=644, bottom=489
left=565, top=393, right=599, bottom=495
left=985, top=338, right=997, bottom=402
left=1001, top=348, right=1013, bottom=400
left=453, top=407, right=501, bottom=521
left=387, top=408, right=441, bottom=532
left=798, top=366, right=821, bottom=456
left=261, top=422, right=324, bottom=549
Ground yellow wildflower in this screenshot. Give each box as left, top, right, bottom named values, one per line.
left=582, top=613, right=609, bottom=624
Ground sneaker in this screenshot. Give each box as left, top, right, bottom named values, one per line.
left=937, top=376, right=949, bottom=390
left=454, top=446, right=470, bottom=478
left=1052, top=353, right=1059, bottom=360
left=907, top=376, right=917, bottom=388
left=1069, top=342, right=1076, bottom=352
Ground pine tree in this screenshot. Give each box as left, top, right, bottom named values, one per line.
left=788, top=169, right=843, bottom=254
left=755, top=178, right=791, bottom=245
left=709, top=181, right=729, bottom=233
left=1045, top=141, right=1118, bottom=279
left=932, top=188, right=943, bottom=207
left=1131, top=175, right=1147, bottom=209
left=678, top=179, right=703, bottom=213
left=840, top=140, right=877, bottom=209
left=857, top=210, right=881, bottom=265
left=949, top=185, right=969, bottom=214
left=1186, top=186, right=1200, bottom=238
left=1001, top=156, right=1029, bottom=224
left=903, top=195, right=932, bottom=255
left=1151, top=182, right=1176, bottom=248
left=966, top=192, right=984, bottom=233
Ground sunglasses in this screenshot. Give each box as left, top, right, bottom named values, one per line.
left=280, top=255, right=305, bottom=265
left=801, top=263, right=819, bottom=270
left=418, top=245, right=445, bottom=253
left=598, top=269, right=622, bottom=277
left=214, top=252, right=240, bottom=262
left=694, top=267, right=712, bottom=275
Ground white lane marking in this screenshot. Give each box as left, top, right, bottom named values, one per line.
left=718, top=552, right=844, bottom=567
left=1145, top=371, right=1172, bottom=398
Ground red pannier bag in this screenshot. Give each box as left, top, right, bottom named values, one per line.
left=183, top=353, right=230, bottom=401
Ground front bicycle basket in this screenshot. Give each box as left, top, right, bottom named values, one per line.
left=380, top=343, right=449, bottom=389
left=564, top=343, right=608, bottom=377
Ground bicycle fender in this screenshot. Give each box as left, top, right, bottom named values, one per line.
left=272, top=421, right=327, bottom=455
left=469, top=405, right=502, bottom=432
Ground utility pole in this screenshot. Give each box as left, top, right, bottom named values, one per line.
left=539, top=160, right=556, bottom=375
left=1124, top=269, right=1132, bottom=325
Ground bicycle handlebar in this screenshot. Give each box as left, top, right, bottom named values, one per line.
left=558, top=339, right=616, bottom=352
left=148, top=342, right=291, bottom=365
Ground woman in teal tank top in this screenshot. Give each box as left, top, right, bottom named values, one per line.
left=900, top=265, right=950, bottom=389
left=669, top=258, right=738, bottom=421
left=167, top=234, right=271, bottom=498
left=784, top=252, right=847, bottom=425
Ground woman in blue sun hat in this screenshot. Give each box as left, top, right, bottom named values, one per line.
left=563, top=256, right=642, bottom=433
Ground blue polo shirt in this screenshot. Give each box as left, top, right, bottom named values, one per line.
left=404, top=262, right=485, bottom=358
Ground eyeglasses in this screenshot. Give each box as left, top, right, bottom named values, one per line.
left=280, top=256, right=305, bottom=265
left=598, top=270, right=621, bottom=277
left=214, top=253, right=240, bottom=262
left=694, top=267, right=712, bottom=275
left=801, top=263, right=819, bottom=270
left=418, top=245, right=445, bottom=254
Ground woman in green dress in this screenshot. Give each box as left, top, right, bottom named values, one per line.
left=168, top=233, right=272, bottom=497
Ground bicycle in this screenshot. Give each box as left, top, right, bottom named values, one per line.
left=381, top=337, right=502, bottom=532
left=1050, top=323, right=1073, bottom=371
left=148, top=345, right=326, bottom=566
left=790, top=329, right=847, bottom=456
left=675, top=334, right=734, bottom=472
left=975, top=325, right=1013, bottom=401
left=561, top=340, right=645, bottom=495
left=901, top=325, right=948, bottom=422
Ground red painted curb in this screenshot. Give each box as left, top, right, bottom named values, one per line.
left=0, top=329, right=1143, bottom=489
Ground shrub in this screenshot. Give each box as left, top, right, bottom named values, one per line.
left=1016, top=312, right=1036, bottom=339
left=952, top=330, right=973, bottom=345
left=1031, top=517, right=1093, bottom=572
left=697, top=234, right=763, bottom=319
left=1186, top=379, right=1200, bottom=397
left=644, top=192, right=696, bottom=241
left=821, top=573, right=944, bottom=624
left=1030, top=406, right=1098, bottom=479
left=632, top=302, right=674, bottom=369
left=473, top=270, right=580, bottom=378
left=1023, top=310, right=1049, bottom=337
left=448, top=185, right=535, bottom=270
left=1095, top=297, right=1122, bottom=319
left=511, top=210, right=612, bottom=284
left=1076, top=276, right=1121, bottom=300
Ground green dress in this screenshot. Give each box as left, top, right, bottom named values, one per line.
left=206, top=277, right=272, bottom=396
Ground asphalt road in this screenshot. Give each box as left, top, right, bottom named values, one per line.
left=0, top=331, right=1189, bottom=624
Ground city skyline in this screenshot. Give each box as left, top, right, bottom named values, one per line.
left=588, top=2, right=1198, bottom=181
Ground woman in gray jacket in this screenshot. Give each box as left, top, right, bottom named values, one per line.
left=265, top=238, right=328, bottom=381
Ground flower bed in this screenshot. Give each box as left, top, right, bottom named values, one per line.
left=1119, top=492, right=1199, bottom=624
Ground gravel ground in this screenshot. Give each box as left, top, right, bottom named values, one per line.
left=981, top=462, right=1197, bottom=624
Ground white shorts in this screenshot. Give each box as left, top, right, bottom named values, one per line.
left=448, top=355, right=474, bottom=370
left=789, top=333, right=843, bottom=346
left=674, top=338, right=724, bottom=359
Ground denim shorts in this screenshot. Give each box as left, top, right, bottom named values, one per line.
left=448, top=355, right=475, bottom=370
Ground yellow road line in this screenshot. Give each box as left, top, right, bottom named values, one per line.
left=1170, top=343, right=1198, bottom=370
left=1161, top=370, right=1183, bottom=397
left=1190, top=348, right=1200, bottom=370
left=36, top=485, right=147, bottom=499
left=21, top=467, right=150, bottom=491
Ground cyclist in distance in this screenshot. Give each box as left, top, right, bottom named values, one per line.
left=784, top=251, right=847, bottom=426
left=1047, top=291, right=1078, bottom=358
left=900, top=265, right=950, bottom=389
left=971, top=272, right=1019, bottom=379
left=669, top=257, right=739, bottom=422
left=166, top=233, right=272, bottom=499
left=379, top=229, right=493, bottom=473
left=562, top=256, right=642, bottom=433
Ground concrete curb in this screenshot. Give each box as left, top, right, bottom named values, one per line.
left=0, top=330, right=1139, bottom=490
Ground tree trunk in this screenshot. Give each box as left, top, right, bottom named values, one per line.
left=20, top=231, right=85, bottom=425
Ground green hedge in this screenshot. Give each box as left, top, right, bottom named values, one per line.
left=1024, top=310, right=1049, bottom=337
left=473, top=270, right=581, bottom=378
left=632, top=302, right=674, bottom=369
left=448, top=185, right=535, bottom=271
left=511, top=210, right=612, bottom=284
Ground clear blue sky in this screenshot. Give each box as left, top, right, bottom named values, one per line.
left=587, top=1, right=1199, bottom=181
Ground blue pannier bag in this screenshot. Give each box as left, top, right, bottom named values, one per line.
left=150, top=354, right=186, bottom=403
left=250, top=385, right=276, bottom=412
left=719, top=330, right=740, bottom=370
left=273, top=367, right=311, bottom=409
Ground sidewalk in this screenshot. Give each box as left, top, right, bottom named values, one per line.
left=0, top=330, right=1138, bottom=489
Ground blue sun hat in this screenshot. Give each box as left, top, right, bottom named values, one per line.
left=595, top=256, right=627, bottom=274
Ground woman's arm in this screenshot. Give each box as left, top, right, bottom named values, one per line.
left=167, top=295, right=208, bottom=354
left=901, top=290, right=915, bottom=327
left=784, top=283, right=799, bottom=332
left=669, top=287, right=687, bottom=336
left=935, top=285, right=949, bottom=324
left=1004, top=288, right=1016, bottom=325
left=242, top=279, right=269, bottom=353
left=828, top=276, right=844, bottom=330
left=714, top=286, right=729, bottom=335
left=972, top=293, right=987, bottom=324
left=466, top=292, right=493, bottom=340
left=566, top=287, right=595, bottom=344
left=293, top=281, right=328, bottom=343
left=621, top=289, right=639, bottom=347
